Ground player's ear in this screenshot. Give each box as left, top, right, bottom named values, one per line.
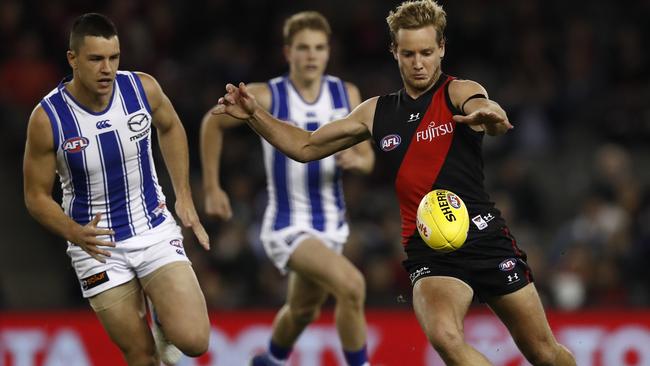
left=67, top=50, right=77, bottom=70
left=391, top=43, right=398, bottom=61
left=439, top=40, right=446, bottom=59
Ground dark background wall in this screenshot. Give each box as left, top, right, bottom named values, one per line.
left=1, top=0, right=649, bottom=311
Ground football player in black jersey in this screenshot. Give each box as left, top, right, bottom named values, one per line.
left=213, top=1, right=576, bottom=365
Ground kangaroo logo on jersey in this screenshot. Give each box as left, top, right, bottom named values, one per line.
left=416, top=121, right=454, bottom=142
left=380, top=134, right=401, bottom=151
left=127, top=113, right=150, bottom=132
left=62, top=137, right=90, bottom=153
left=95, top=120, right=112, bottom=129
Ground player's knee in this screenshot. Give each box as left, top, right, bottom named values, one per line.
left=289, top=304, right=321, bottom=326
left=334, top=269, right=365, bottom=307
left=175, top=331, right=209, bottom=357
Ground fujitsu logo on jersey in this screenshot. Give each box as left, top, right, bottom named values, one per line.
left=380, top=134, right=401, bottom=151
left=61, top=137, right=89, bottom=153
left=416, top=121, right=454, bottom=142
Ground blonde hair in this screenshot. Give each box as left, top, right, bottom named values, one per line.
left=386, top=0, right=447, bottom=50
left=283, top=11, right=332, bottom=45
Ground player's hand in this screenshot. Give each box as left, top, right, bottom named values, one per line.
left=211, top=83, right=257, bottom=120
left=175, top=198, right=210, bottom=250
left=204, top=187, right=233, bottom=221
left=335, top=148, right=364, bottom=172
left=453, top=109, right=513, bottom=130
left=69, top=213, right=116, bottom=264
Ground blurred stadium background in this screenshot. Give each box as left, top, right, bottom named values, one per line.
left=1, top=0, right=649, bottom=365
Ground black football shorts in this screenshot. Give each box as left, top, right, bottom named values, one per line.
left=402, top=227, right=534, bottom=301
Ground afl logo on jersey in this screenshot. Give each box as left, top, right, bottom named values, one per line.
left=380, top=134, right=401, bottom=151
left=61, top=137, right=89, bottom=153
left=127, top=113, right=150, bottom=132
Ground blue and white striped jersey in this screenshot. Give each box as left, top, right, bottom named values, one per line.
left=261, top=75, right=351, bottom=240
left=40, top=71, right=169, bottom=245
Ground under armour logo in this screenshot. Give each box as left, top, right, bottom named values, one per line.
left=507, top=273, right=520, bottom=283
left=407, top=113, right=420, bottom=123
left=96, top=120, right=112, bottom=129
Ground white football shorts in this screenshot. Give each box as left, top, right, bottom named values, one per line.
left=67, top=217, right=190, bottom=298
left=262, top=227, right=346, bottom=275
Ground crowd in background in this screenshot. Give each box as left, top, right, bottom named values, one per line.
left=1, top=0, right=649, bottom=311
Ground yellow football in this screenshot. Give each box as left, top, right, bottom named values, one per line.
left=416, top=189, right=469, bottom=252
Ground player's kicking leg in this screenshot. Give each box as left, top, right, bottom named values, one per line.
left=413, top=276, right=493, bottom=366
left=487, top=283, right=576, bottom=366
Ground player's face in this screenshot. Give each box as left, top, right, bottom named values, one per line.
left=67, top=35, right=120, bottom=96
left=285, top=29, right=330, bottom=83
left=393, top=26, right=445, bottom=94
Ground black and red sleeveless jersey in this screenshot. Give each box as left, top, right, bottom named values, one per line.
left=372, top=74, right=505, bottom=248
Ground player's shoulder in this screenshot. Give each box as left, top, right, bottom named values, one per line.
left=127, top=71, right=165, bottom=109
left=343, top=81, right=360, bottom=97
left=246, top=82, right=271, bottom=96
left=351, top=96, right=380, bottom=120
left=130, top=71, right=159, bottom=93
left=27, top=103, right=54, bottom=147
left=29, top=103, right=49, bottom=124
left=246, top=82, right=272, bottom=110
left=448, top=79, right=488, bottom=99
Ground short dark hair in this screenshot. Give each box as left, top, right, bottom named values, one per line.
left=69, top=13, right=118, bottom=51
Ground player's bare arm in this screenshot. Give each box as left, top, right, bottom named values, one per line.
left=23, top=106, right=115, bottom=262
left=449, top=79, right=513, bottom=136
left=200, top=83, right=270, bottom=221
left=335, top=82, right=376, bottom=174
left=213, top=82, right=376, bottom=163
left=137, top=72, right=210, bottom=249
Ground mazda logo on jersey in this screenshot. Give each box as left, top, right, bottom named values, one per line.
left=127, top=113, right=150, bottom=132
left=61, top=137, right=89, bottom=153
left=380, top=134, right=401, bottom=151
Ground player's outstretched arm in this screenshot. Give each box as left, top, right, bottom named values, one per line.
left=137, top=72, right=209, bottom=250
left=23, top=106, right=115, bottom=262
left=449, top=79, right=513, bottom=136
left=212, top=82, right=376, bottom=163
left=200, top=83, right=270, bottom=221
left=335, top=82, right=376, bottom=174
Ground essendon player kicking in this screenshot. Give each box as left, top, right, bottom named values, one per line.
left=214, top=1, right=576, bottom=365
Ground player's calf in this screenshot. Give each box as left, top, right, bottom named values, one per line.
left=520, top=341, right=576, bottom=366
left=287, top=303, right=322, bottom=327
